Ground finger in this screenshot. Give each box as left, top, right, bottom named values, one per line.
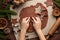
left=23, top=17, right=28, bottom=21
left=36, top=17, right=40, bottom=21
left=26, top=17, right=30, bottom=22
left=32, top=17, right=36, bottom=22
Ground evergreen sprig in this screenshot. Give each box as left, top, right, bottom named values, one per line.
left=0, top=10, right=17, bottom=20
left=54, top=0, right=60, bottom=8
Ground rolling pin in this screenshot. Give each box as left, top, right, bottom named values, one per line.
left=46, top=17, right=60, bottom=39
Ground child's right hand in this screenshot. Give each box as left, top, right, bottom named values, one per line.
left=32, top=17, right=41, bottom=30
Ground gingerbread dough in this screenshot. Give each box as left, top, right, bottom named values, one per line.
left=45, top=0, right=53, bottom=7
left=19, top=3, right=48, bottom=32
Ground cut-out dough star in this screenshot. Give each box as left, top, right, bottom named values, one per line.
left=35, top=6, right=41, bottom=14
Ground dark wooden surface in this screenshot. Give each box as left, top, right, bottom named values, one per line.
left=6, top=20, right=16, bottom=40
left=48, top=26, right=60, bottom=40
left=3, top=17, right=16, bottom=40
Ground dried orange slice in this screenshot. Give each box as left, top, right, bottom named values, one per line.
left=0, top=18, right=8, bottom=29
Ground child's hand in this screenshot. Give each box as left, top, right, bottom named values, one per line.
left=21, top=17, right=30, bottom=30
left=32, top=17, right=41, bottom=30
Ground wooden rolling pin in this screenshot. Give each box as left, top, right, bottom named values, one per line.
left=46, top=17, right=60, bottom=39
